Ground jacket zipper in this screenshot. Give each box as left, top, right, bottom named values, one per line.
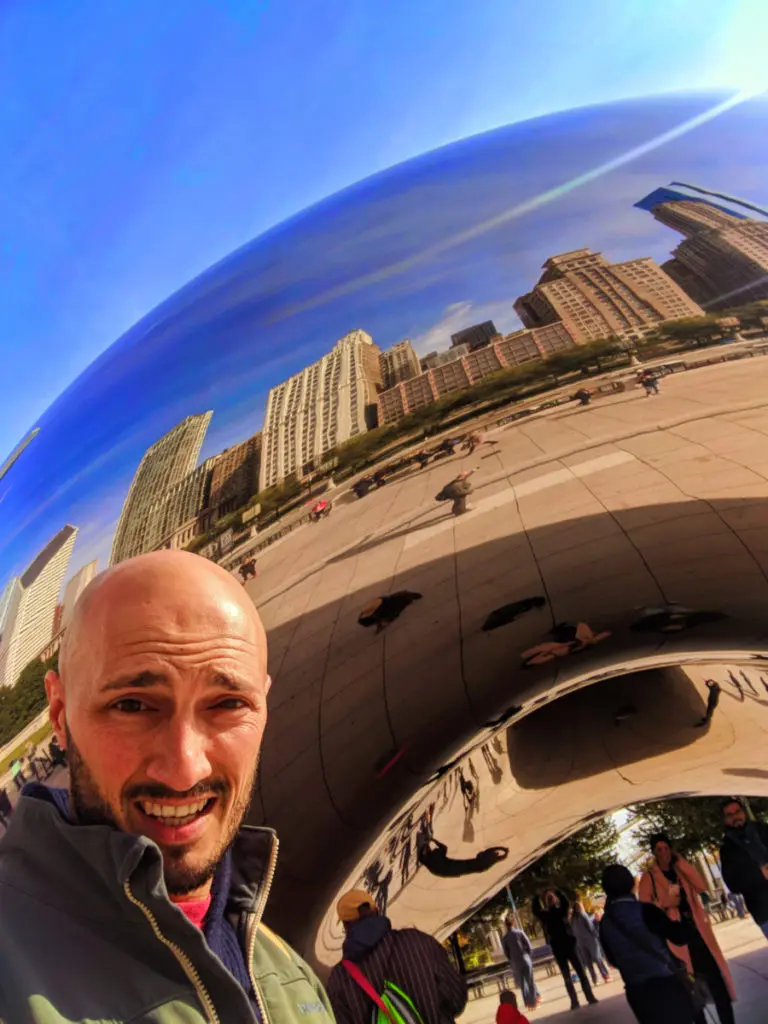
left=124, top=880, right=220, bottom=1024
left=246, top=832, right=280, bottom=1024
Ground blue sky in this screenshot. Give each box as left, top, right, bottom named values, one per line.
left=1, top=90, right=766, bottom=590
left=1, top=2, right=767, bottom=591
left=2, top=0, right=768, bottom=461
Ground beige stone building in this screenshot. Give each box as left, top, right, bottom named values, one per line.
left=514, top=249, right=702, bottom=343
left=379, top=340, right=420, bottom=391
left=260, top=330, right=382, bottom=489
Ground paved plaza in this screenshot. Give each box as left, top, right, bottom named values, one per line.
left=459, top=917, right=768, bottom=1023
left=240, top=358, right=768, bottom=954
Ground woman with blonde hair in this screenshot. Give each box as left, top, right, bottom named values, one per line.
left=638, top=834, right=735, bottom=1024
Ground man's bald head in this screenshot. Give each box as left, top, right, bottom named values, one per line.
left=46, top=549, right=271, bottom=898
left=59, top=549, right=267, bottom=690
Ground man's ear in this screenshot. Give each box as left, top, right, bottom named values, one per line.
left=265, top=673, right=272, bottom=695
left=45, top=670, right=67, bottom=748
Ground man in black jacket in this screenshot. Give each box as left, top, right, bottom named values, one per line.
left=532, top=890, right=597, bottom=1010
left=720, top=798, right=768, bottom=940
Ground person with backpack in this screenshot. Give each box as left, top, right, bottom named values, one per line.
left=599, top=864, right=698, bottom=1024
left=326, top=889, right=467, bottom=1024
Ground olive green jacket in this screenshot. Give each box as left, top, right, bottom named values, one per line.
left=0, top=788, right=334, bottom=1024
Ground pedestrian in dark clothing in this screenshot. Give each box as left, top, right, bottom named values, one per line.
left=695, top=680, right=721, bottom=726
left=599, top=864, right=698, bottom=1024
left=357, top=592, right=423, bottom=633
left=436, top=471, right=474, bottom=516
left=532, top=890, right=597, bottom=1009
left=571, top=901, right=610, bottom=984
left=501, top=918, right=539, bottom=1010
left=0, top=787, right=11, bottom=828
left=326, top=889, right=467, bottom=1024
left=720, top=798, right=768, bottom=941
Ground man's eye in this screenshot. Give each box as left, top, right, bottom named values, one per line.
left=213, top=697, right=247, bottom=710
left=113, top=698, right=148, bottom=713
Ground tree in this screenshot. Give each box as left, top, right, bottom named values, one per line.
left=629, top=796, right=768, bottom=862
left=511, top=817, right=619, bottom=902
left=0, top=652, right=58, bottom=747
left=659, top=315, right=723, bottom=347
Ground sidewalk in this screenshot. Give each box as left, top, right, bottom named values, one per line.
left=458, top=918, right=768, bottom=1023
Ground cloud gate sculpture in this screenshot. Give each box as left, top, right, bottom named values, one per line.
left=2, top=93, right=768, bottom=976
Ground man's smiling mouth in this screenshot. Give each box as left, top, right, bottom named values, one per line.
left=136, top=796, right=217, bottom=827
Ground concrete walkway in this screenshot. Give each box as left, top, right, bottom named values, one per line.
left=459, top=918, right=768, bottom=1023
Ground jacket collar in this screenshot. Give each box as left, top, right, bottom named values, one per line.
left=1, top=785, right=277, bottom=926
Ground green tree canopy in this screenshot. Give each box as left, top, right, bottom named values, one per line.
left=0, top=652, right=58, bottom=747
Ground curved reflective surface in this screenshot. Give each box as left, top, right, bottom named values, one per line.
left=2, top=93, right=768, bottom=970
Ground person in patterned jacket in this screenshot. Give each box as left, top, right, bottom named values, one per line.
left=326, top=889, right=467, bottom=1024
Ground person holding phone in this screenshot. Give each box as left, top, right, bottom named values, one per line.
left=638, top=834, right=735, bottom=1024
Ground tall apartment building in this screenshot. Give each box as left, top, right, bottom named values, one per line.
left=379, top=341, right=420, bottom=391
left=260, top=330, right=382, bottom=490
left=0, top=525, right=77, bottom=688
left=60, top=559, right=98, bottom=632
left=110, top=412, right=212, bottom=565
left=450, top=321, right=498, bottom=351
left=148, top=457, right=217, bottom=551
left=635, top=187, right=768, bottom=310
left=208, top=433, right=261, bottom=518
left=377, top=323, right=580, bottom=425
left=514, top=249, right=702, bottom=343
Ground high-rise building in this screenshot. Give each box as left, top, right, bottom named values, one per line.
left=0, top=427, right=40, bottom=484
left=0, top=525, right=77, bottom=688
left=635, top=186, right=768, bottom=310
left=110, top=412, right=212, bottom=565
left=60, top=560, right=98, bottom=632
left=379, top=341, right=420, bottom=391
left=260, top=330, right=382, bottom=489
left=208, top=433, right=262, bottom=519
left=450, top=321, right=498, bottom=351
left=514, top=249, right=703, bottom=342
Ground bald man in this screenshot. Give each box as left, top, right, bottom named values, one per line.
left=0, top=550, right=334, bottom=1024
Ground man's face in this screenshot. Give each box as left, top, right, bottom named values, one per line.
left=723, top=802, right=746, bottom=829
left=47, top=565, right=269, bottom=897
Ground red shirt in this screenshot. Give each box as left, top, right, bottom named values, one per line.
left=173, top=894, right=212, bottom=930
left=497, top=1004, right=530, bottom=1024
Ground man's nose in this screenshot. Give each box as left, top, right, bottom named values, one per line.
left=144, top=715, right=213, bottom=792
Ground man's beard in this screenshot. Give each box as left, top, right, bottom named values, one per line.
left=65, top=724, right=257, bottom=896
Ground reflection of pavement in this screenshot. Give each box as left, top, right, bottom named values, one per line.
left=459, top=917, right=768, bottom=1023
left=240, top=359, right=768, bottom=954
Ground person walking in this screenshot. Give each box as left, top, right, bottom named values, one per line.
left=599, top=864, right=698, bottom=1024
left=501, top=917, right=539, bottom=1011
left=0, top=551, right=333, bottom=1024
left=720, top=797, right=768, bottom=940
left=570, top=901, right=610, bottom=985
left=638, top=371, right=660, bottom=396
left=532, top=890, right=598, bottom=1010
left=436, top=470, right=474, bottom=516
left=326, top=889, right=467, bottom=1024
left=639, top=834, right=735, bottom=1024
left=0, top=786, right=11, bottom=828
left=695, top=680, right=721, bottom=727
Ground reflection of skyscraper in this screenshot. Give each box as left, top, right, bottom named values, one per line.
left=260, top=330, right=382, bottom=490
left=451, top=321, right=498, bottom=351
left=208, top=433, right=262, bottom=519
left=0, top=525, right=77, bottom=688
left=60, top=560, right=98, bottom=632
left=514, top=249, right=703, bottom=342
left=380, top=341, right=420, bottom=390
left=635, top=186, right=768, bottom=309
left=110, top=412, right=212, bottom=565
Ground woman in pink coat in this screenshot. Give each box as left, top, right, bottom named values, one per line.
left=638, top=834, right=735, bottom=1024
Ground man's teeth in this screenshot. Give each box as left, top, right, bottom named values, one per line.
left=141, top=799, right=209, bottom=821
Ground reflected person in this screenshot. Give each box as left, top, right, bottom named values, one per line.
left=639, top=835, right=735, bottom=1024
left=570, top=901, right=610, bottom=984
left=720, top=797, right=768, bottom=941
left=532, top=890, right=598, bottom=1010
left=0, top=551, right=333, bottom=1024
left=417, top=835, right=508, bottom=877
